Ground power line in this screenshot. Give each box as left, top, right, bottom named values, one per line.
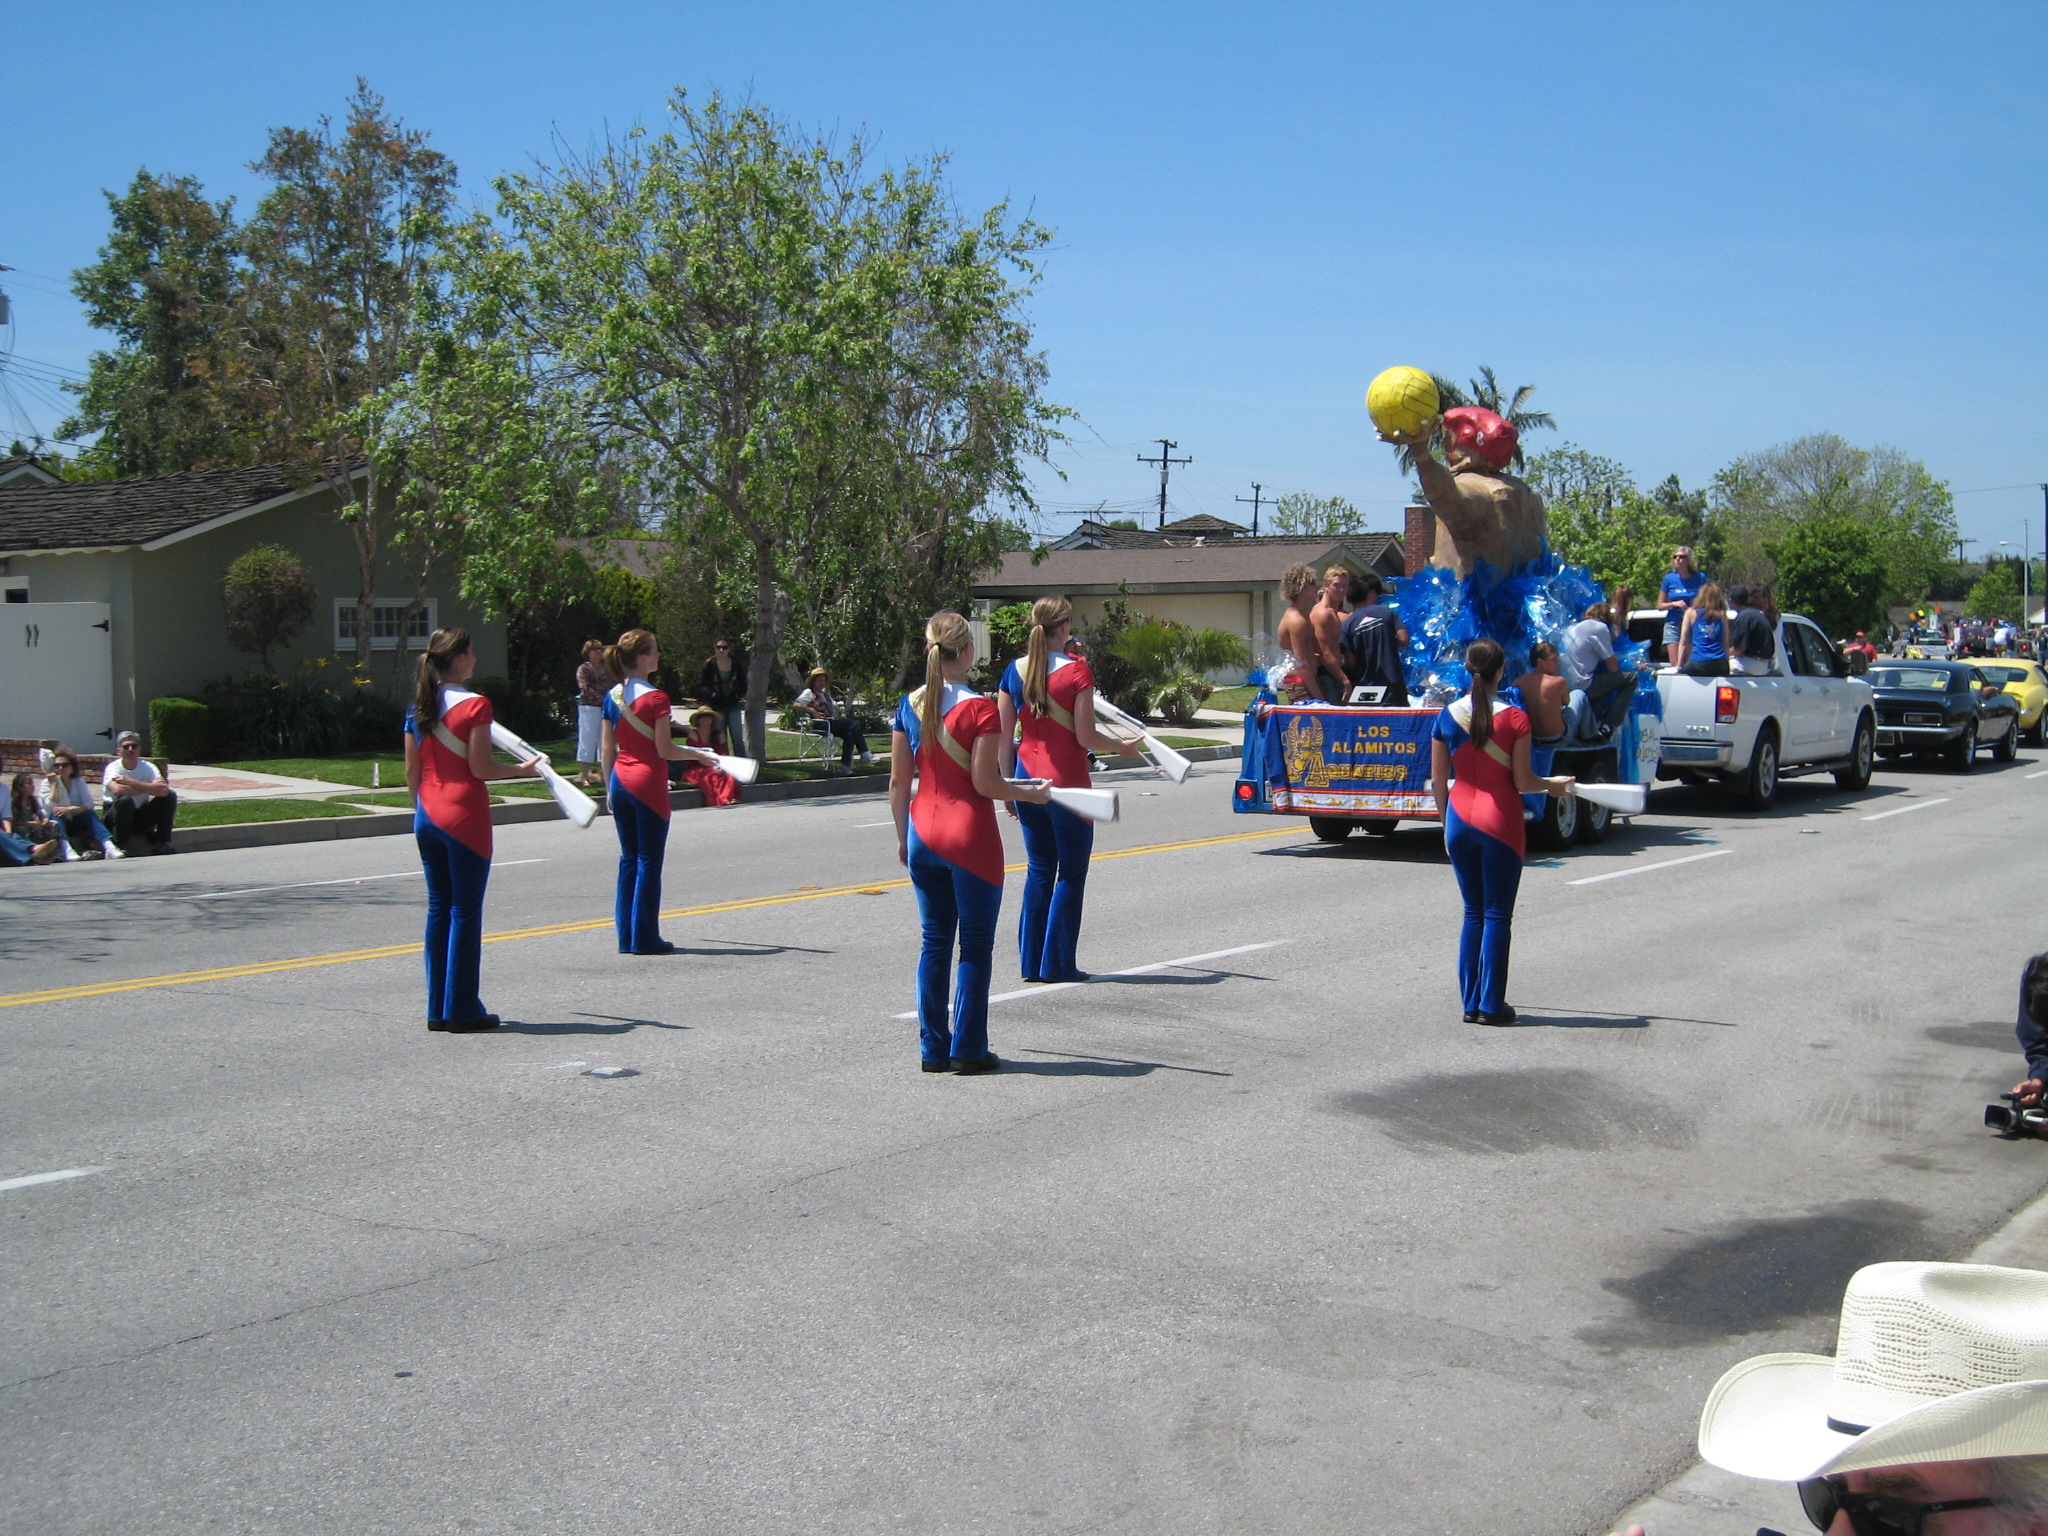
left=1135, top=437, right=1191, bottom=528
left=1234, top=482, right=1278, bottom=535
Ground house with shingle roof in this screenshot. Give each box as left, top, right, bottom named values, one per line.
left=974, top=529, right=1405, bottom=679
left=0, top=462, right=505, bottom=749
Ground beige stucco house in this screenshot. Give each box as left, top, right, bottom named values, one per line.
left=973, top=518, right=1405, bottom=678
left=0, top=460, right=505, bottom=750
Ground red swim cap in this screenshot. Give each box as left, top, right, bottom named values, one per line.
left=1442, top=406, right=1517, bottom=470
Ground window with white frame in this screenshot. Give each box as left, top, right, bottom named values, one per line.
left=334, top=598, right=436, bottom=650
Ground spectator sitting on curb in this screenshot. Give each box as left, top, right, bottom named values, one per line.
left=9, top=773, right=67, bottom=862
left=1610, top=1260, right=2048, bottom=1536
left=1, top=774, right=61, bottom=866
left=41, top=747, right=122, bottom=860
left=102, top=730, right=177, bottom=854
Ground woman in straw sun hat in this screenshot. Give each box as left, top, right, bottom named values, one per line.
left=1609, top=1262, right=2048, bottom=1536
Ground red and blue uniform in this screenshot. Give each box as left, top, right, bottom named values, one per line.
left=1431, top=699, right=1532, bottom=1017
left=407, top=688, right=494, bottom=1024
left=895, top=683, right=1004, bottom=1066
left=999, top=654, right=1097, bottom=981
left=604, top=678, right=675, bottom=954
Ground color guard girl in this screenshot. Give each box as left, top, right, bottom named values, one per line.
left=996, top=597, right=1141, bottom=982
left=405, top=627, right=541, bottom=1031
left=890, top=611, right=1049, bottom=1074
left=601, top=629, right=716, bottom=956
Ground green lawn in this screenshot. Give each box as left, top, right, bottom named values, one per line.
left=176, top=798, right=373, bottom=827
left=215, top=742, right=582, bottom=787
left=1201, top=687, right=1258, bottom=716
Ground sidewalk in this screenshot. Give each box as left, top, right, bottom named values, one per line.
left=1606, top=1188, right=2048, bottom=1536
left=158, top=765, right=368, bottom=801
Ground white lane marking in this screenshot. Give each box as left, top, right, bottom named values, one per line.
left=0, top=1166, right=106, bottom=1193
left=1862, top=798, right=1952, bottom=822
left=892, top=941, right=1288, bottom=1020
left=852, top=822, right=894, bottom=828
left=2027, top=770, right=2048, bottom=780
left=178, top=859, right=547, bottom=900
left=1567, top=849, right=1731, bottom=887
left=508, top=1061, right=589, bottom=1070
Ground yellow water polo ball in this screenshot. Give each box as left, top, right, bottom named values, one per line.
left=1365, top=366, right=1440, bottom=437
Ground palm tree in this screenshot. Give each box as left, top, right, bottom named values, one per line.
left=1390, top=366, right=1556, bottom=475
left=1109, top=619, right=1253, bottom=725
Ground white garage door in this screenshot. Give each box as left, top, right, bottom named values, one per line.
left=0, top=602, right=115, bottom=749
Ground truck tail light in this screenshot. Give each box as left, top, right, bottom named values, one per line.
left=1715, top=685, right=1740, bottom=725
left=1235, top=781, right=1254, bottom=800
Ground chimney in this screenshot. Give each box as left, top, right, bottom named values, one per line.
left=1402, top=504, right=1434, bottom=575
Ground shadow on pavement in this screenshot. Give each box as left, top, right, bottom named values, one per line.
left=1507, top=1005, right=1738, bottom=1030
left=499, top=1012, right=688, bottom=1034
left=1007, top=1049, right=1231, bottom=1078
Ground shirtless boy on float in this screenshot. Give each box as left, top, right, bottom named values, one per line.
left=1275, top=563, right=1322, bottom=704
left=1514, top=641, right=1572, bottom=743
left=1309, top=565, right=1353, bottom=703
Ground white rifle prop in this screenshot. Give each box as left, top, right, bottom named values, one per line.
left=664, top=709, right=759, bottom=784
left=1018, top=784, right=1119, bottom=823
left=487, top=722, right=600, bottom=827
left=1090, top=696, right=1194, bottom=783
left=1569, top=780, right=1646, bottom=816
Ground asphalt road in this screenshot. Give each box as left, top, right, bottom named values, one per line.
left=5, top=748, right=2048, bottom=1535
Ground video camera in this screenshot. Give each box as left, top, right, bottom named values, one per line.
left=1985, top=1092, right=2048, bottom=1139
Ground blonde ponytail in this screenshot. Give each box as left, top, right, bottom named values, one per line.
left=605, top=628, right=657, bottom=685
left=919, top=610, right=974, bottom=747
left=1020, top=596, right=1071, bottom=719
left=1465, top=638, right=1504, bottom=750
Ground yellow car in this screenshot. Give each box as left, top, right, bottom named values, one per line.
left=1974, top=660, right=2048, bottom=745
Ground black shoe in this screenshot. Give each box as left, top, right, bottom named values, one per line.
left=442, top=1014, right=501, bottom=1032
left=629, top=941, right=678, bottom=956
left=1463, top=1010, right=1483, bottom=1023
left=1480, top=1007, right=1518, bottom=1026
left=153, top=843, right=177, bottom=855
left=1042, top=971, right=1091, bottom=984
left=951, top=1054, right=1001, bottom=1075
left=920, top=1060, right=952, bottom=1073
left=428, top=1020, right=451, bottom=1032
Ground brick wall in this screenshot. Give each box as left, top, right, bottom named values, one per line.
left=1402, top=505, right=1434, bottom=575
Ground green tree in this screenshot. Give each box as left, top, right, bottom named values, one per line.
left=1268, top=491, right=1365, bottom=538
left=221, top=544, right=316, bottom=671
left=1965, top=563, right=2021, bottom=621
left=1767, top=517, right=1889, bottom=639
left=228, top=79, right=458, bottom=680
left=1526, top=444, right=1697, bottom=601
left=1705, top=434, right=1954, bottom=607
left=61, top=171, right=241, bottom=476
left=471, top=91, right=1061, bottom=753
left=1108, top=618, right=1252, bottom=724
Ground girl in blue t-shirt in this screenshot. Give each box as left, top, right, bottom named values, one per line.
left=1678, top=583, right=1731, bottom=676
left=1659, top=547, right=1707, bottom=661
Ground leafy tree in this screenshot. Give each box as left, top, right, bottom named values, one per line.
left=1108, top=618, right=1252, bottom=724
left=1075, top=588, right=1143, bottom=711
left=1103, top=517, right=1141, bottom=531
left=1966, top=563, right=2021, bottom=621
left=1705, top=434, right=1954, bottom=608
left=226, top=79, right=458, bottom=680
left=471, top=92, right=1061, bottom=752
left=221, top=544, right=316, bottom=671
left=61, top=171, right=241, bottom=476
left=1269, top=491, right=1365, bottom=538
left=1766, top=517, right=1888, bottom=639
left=1526, top=445, right=1698, bottom=601
left=985, top=602, right=1034, bottom=663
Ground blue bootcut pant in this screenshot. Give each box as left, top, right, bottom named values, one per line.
left=1015, top=797, right=1093, bottom=982
left=1443, top=806, right=1522, bottom=1017
left=908, top=828, right=1002, bottom=1065
left=417, top=816, right=491, bottom=1024
left=611, top=777, right=670, bottom=953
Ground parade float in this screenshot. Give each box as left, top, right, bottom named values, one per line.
left=1232, top=367, right=1661, bottom=851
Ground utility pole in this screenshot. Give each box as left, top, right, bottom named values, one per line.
left=1234, top=483, right=1278, bottom=535
left=1137, top=438, right=1191, bottom=528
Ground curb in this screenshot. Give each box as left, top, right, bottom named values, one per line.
left=157, top=741, right=1243, bottom=857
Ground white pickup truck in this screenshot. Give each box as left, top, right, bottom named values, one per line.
left=1626, top=609, right=1877, bottom=810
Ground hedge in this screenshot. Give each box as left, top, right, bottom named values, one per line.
left=148, top=697, right=218, bottom=761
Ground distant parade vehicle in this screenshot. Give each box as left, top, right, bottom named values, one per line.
left=1867, top=659, right=2025, bottom=771
left=1971, top=660, right=2048, bottom=746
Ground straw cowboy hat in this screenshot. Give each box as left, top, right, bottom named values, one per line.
left=1698, top=1262, right=2048, bottom=1482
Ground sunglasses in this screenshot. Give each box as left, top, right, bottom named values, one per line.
left=1799, top=1478, right=1995, bottom=1536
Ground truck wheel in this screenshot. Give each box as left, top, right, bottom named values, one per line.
left=1529, top=790, right=1579, bottom=851
left=1308, top=816, right=1354, bottom=843
left=1994, top=717, right=2019, bottom=762
left=1573, top=778, right=1614, bottom=844
left=1835, top=714, right=1875, bottom=790
left=1734, top=724, right=1780, bottom=811
left=1946, top=721, right=1977, bottom=773
left=1363, top=819, right=1399, bottom=836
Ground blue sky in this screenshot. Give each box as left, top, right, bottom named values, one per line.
left=5, top=2, right=2044, bottom=555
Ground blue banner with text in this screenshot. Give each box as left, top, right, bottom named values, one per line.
left=1259, top=705, right=1438, bottom=816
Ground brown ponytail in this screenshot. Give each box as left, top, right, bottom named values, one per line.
left=604, top=628, right=658, bottom=685
left=1465, top=638, right=1504, bottom=750
left=1020, top=596, right=1072, bottom=719
left=919, top=610, right=974, bottom=746
left=414, top=627, right=472, bottom=729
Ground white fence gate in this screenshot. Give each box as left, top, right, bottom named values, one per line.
left=0, top=602, right=115, bottom=748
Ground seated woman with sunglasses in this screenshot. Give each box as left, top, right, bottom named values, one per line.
left=40, top=748, right=123, bottom=859
left=1611, top=1260, right=2048, bottom=1536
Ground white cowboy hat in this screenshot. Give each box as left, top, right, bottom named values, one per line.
left=1698, top=1262, right=2048, bottom=1482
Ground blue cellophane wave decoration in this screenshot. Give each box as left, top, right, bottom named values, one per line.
left=1392, top=543, right=1612, bottom=702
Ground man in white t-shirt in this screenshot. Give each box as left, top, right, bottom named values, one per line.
left=1558, top=603, right=1636, bottom=743
left=102, top=730, right=177, bottom=853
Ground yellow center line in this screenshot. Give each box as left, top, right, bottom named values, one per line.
left=0, top=825, right=1298, bottom=1010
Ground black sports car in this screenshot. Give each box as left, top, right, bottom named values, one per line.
left=1868, top=660, right=2023, bottom=770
